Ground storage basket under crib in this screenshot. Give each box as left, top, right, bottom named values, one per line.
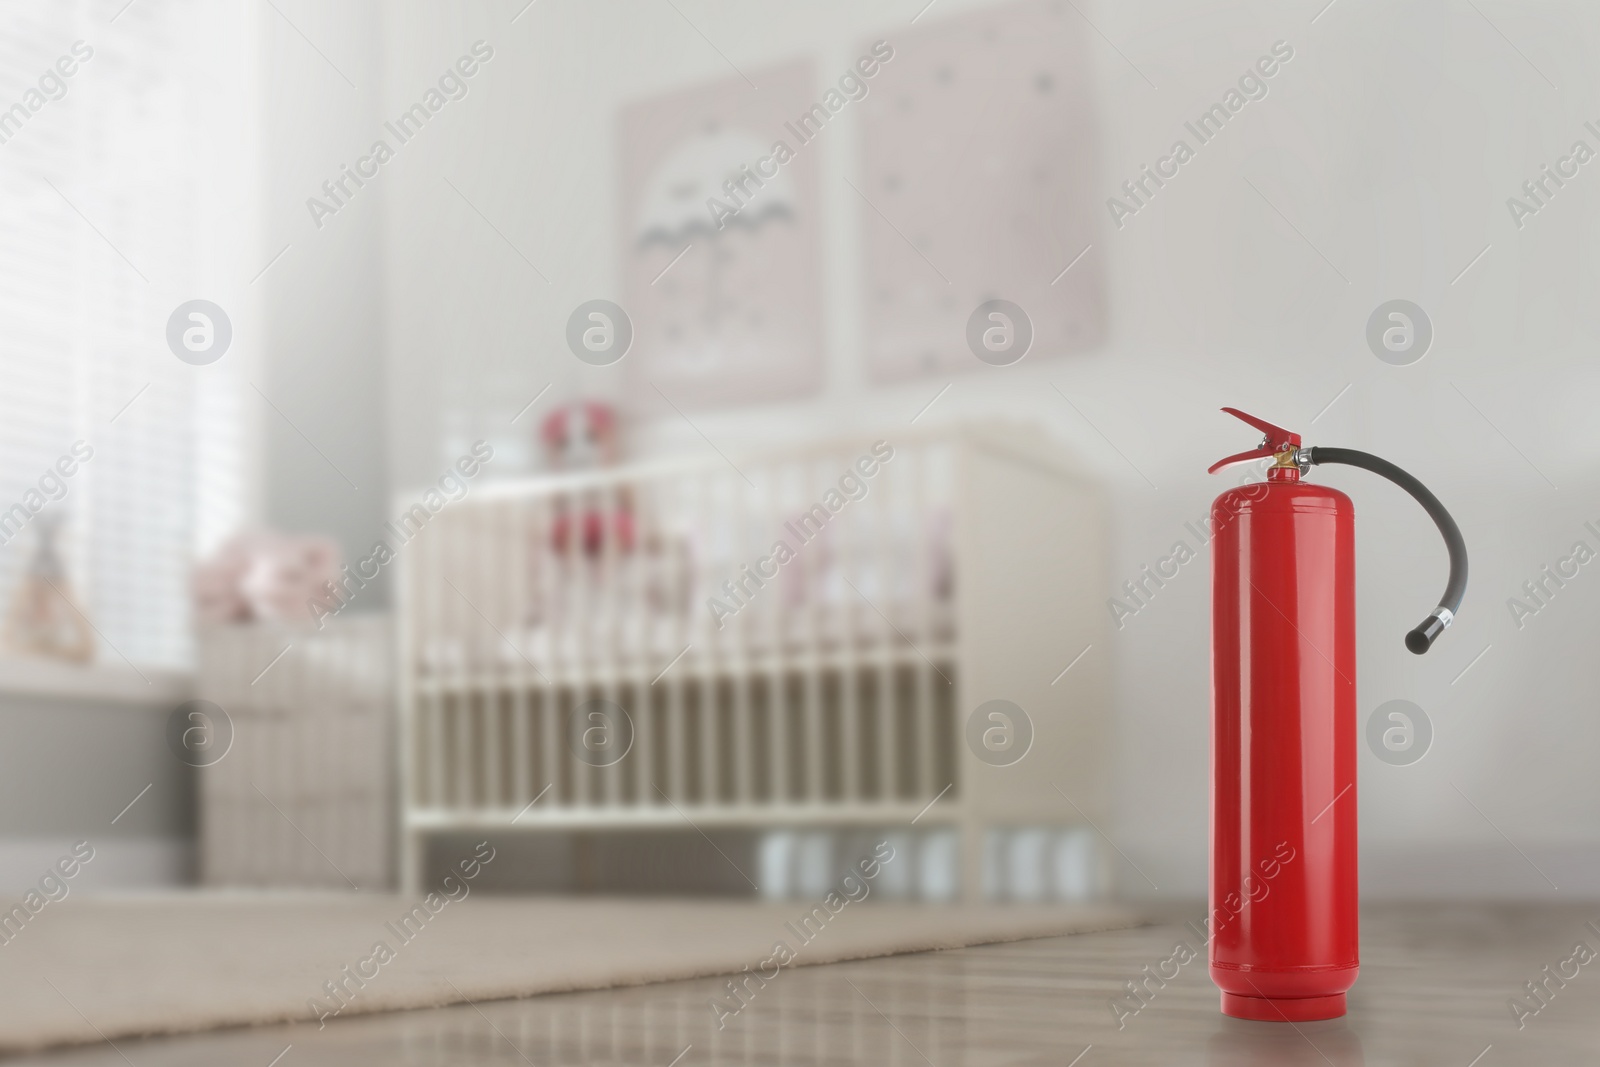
left=397, top=424, right=1112, bottom=899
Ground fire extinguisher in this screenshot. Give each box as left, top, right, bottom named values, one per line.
left=1206, top=407, right=1467, bottom=1021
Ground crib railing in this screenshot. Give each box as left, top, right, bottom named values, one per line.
left=400, top=435, right=961, bottom=835
left=407, top=663, right=958, bottom=819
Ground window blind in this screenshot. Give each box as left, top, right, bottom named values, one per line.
left=0, top=0, right=257, bottom=670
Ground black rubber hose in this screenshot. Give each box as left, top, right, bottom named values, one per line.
left=1306, top=447, right=1467, bottom=655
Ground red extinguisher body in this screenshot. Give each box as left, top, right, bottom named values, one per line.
left=1210, top=469, right=1359, bottom=1021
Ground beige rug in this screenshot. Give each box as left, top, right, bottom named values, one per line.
left=0, top=893, right=1138, bottom=1052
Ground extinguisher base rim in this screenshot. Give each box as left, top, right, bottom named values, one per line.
left=1220, top=991, right=1347, bottom=1022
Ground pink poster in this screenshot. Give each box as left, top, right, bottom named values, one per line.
left=858, top=0, right=1105, bottom=382
left=619, top=61, right=824, bottom=411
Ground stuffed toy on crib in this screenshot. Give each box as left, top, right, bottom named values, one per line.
left=541, top=400, right=636, bottom=557
left=494, top=401, right=691, bottom=664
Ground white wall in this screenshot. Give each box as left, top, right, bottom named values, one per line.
left=350, top=0, right=1600, bottom=896
left=259, top=0, right=393, bottom=596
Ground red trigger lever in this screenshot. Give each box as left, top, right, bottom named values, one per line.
left=1207, top=407, right=1303, bottom=475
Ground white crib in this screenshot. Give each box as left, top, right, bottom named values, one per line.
left=397, top=424, right=1112, bottom=899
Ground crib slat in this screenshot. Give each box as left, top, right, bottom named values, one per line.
left=537, top=498, right=562, bottom=806
left=633, top=482, right=660, bottom=808
left=837, top=451, right=861, bottom=805
left=913, top=445, right=939, bottom=802
left=661, top=471, right=685, bottom=807
left=602, top=481, right=623, bottom=808
left=875, top=459, right=896, bottom=802
left=454, top=501, right=476, bottom=811
left=697, top=472, right=719, bottom=806
left=509, top=500, right=534, bottom=807
left=802, top=463, right=826, bottom=805
left=515, top=684, right=534, bottom=809
left=731, top=471, right=752, bottom=807
left=763, top=465, right=790, bottom=806
left=662, top=479, right=684, bottom=806
left=482, top=508, right=504, bottom=809
left=666, top=661, right=686, bottom=805
left=557, top=489, right=578, bottom=808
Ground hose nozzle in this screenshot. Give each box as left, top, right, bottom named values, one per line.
left=1406, top=607, right=1454, bottom=655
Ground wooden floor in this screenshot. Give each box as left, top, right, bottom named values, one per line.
left=8, top=903, right=1598, bottom=1065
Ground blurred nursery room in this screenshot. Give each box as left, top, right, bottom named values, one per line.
left=0, top=0, right=1596, bottom=1063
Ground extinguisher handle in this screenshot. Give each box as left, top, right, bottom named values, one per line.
left=1306, top=447, right=1468, bottom=655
